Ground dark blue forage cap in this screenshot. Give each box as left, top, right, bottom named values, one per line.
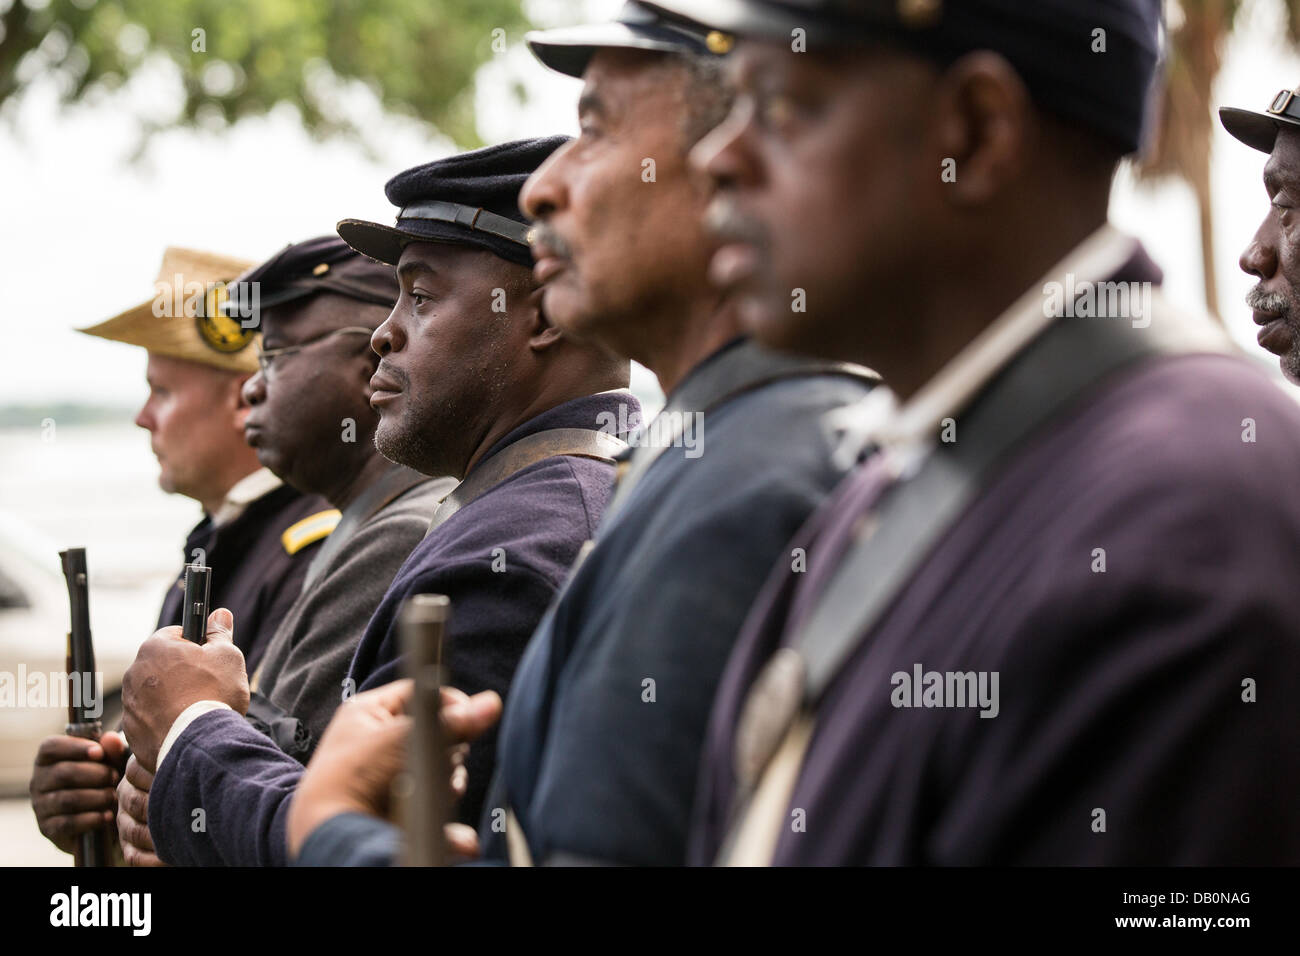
left=222, top=236, right=398, bottom=322
left=1220, top=85, right=1300, bottom=154
left=337, top=136, right=571, bottom=268
left=526, top=1, right=732, bottom=79
left=645, top=0, right=1164, bottom=156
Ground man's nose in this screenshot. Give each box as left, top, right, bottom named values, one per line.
left=689, top=99, right=757, bottom=191
left=520, top=143, right=571, bottom=221
left=242, top=369, right=267, bottom=406
left=1240, top=217, right=1279, bottom=281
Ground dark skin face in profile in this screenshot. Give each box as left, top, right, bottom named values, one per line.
left=369, top=240, right=627, bottom=480
left=241, top=293, right=392, bottom=510
left=520, top=49, right=735, bottom=393
left=691, top=40, right=1114, bottom=398
left=1239, top=127, right=1300, bottom=384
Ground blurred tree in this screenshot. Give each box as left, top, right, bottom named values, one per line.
left=0, top=0, right=528, bottom=147
left=1138, top=0, right=1300, bottom=320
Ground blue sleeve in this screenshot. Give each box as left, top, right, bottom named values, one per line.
left=149, top=708, right=304, bottom=866
left=294, top=813, right=400, bottom=867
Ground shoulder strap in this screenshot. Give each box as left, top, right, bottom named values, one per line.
left=302, top=465, right=430, bottom=589
left=425, top=427, right=628, bottom=536
left=719, top=293, right=1231, bottom=865
left=794, top=293, right=1222, bottom=704
left=605, top=340, right=878, bottom=521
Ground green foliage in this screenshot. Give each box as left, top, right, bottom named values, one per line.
left=0, top=0, right=529, bottom=146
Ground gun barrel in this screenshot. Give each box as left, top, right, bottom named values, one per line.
left=58, top=548, right=111, bottom=867
left=180, top=563, right=212, bottom=644
left=399, top=594, right=451, bottom=867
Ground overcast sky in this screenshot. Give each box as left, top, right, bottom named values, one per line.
left=1, top=0, right=1297, bottom=409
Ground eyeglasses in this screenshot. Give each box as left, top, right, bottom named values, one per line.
left=256, top=327, right=374, bottom=377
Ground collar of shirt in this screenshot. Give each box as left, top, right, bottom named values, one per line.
left=212, top=466, right=283, bottom=527
left=826, top=223, right=1140, bottom=473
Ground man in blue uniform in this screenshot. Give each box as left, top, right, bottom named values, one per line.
left=647, top=0, right=1300, bottom=864
left=1221, top=85, right=1300, bottom=385
left=116, top=138, right=638, bottom=866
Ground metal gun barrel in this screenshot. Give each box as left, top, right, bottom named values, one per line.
left=398, top=594, right=451, bottom=867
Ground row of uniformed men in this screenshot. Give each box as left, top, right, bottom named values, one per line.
left=30, top=0, right=1300, bottom=866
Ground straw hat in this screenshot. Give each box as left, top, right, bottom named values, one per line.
left=77, top=247, right=260, bottom=373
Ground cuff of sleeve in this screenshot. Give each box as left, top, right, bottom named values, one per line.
left=295, top=812, right=401, bottom=867
left=157, top=700, right=233, bottom=769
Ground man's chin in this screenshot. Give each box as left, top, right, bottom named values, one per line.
left=739, top=293, right=814, bottom=354
left=1282, top=354, right=1300, bottom=387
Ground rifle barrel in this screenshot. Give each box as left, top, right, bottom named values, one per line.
left=399, top=594, right=451, bottom=867
left=59, top=547, right=111, bottom=868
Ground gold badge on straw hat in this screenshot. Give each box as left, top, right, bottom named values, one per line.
left=197, top=282, right=258, bottom=354
left=78, top=247, right=260, bottom=373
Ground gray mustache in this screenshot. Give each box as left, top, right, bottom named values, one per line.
left=528, top=222, right=573, bottom=259
left=1246, top=285, right=1289, bottom=316
left=703, top=199, right=768, bottom=249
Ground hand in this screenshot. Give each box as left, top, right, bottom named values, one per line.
left=286, top=681, right=501, bottom=859
left=116, top=755, right=166, bottom=867
left=29, top=731, right=127, bottom=854
left=122, top=608, right=249, bottom=773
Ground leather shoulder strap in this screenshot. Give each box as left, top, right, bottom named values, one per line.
left=606, top=340, right=879, bottom=521
left=425, top=427, right=628, bottom=536
left=794, top=293, right=1226, bottom=705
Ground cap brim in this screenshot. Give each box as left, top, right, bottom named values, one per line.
left=526, top=22, right=706, bottom=78
left=336, top=219, right=411, bottom=266
left=1219, top=106, right=1297, bottom=154
left=76, top=301, right=260, bottom=373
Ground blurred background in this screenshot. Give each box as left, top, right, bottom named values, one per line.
left=0, top=0, right=1297, bottom=863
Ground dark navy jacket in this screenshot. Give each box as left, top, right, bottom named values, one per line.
left=148, top=391, right=635, bottom=866
left=298, top=342, right=874, bottom=865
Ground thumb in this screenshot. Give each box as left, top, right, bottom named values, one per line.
left=99, top=730, right=128, bottom=764
left=204, top=608, right=235, bottom=645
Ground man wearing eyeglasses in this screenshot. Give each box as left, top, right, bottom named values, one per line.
left=1222, top=87, right=1300, bottom=385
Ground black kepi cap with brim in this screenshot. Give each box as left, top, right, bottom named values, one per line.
left=1220, top=87, right=1300, bottom=154
left=337, top=136, right=571, bottom=268
left=221, top=236, right=399, bottom=322
left=526, top=0, right=730, bottom=79
left=644, top=0, right=1163, bottom=157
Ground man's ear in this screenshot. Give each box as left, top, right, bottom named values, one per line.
left=931, top=51, right=1032, bottom=207
left=524, top=285, right=565, bottom=351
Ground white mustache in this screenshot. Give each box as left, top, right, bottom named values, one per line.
left=1246, top=285, right=1289, bottom=316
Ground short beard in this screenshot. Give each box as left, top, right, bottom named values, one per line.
left=373, top=412, right=442, bottom=477
left=1246, top=283, right=1300, bottom=382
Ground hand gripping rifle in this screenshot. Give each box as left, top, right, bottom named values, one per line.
left=397, top=594, right=450, bottom=866
left=58, top=548, right=112, bottom=867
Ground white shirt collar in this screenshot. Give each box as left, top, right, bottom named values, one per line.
left=213, top=467, right=283, bottom=526
left=825, top=224, right=1140, bottom=470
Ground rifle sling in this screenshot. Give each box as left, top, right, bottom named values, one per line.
left=426, top=427, right=628, bottom=537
